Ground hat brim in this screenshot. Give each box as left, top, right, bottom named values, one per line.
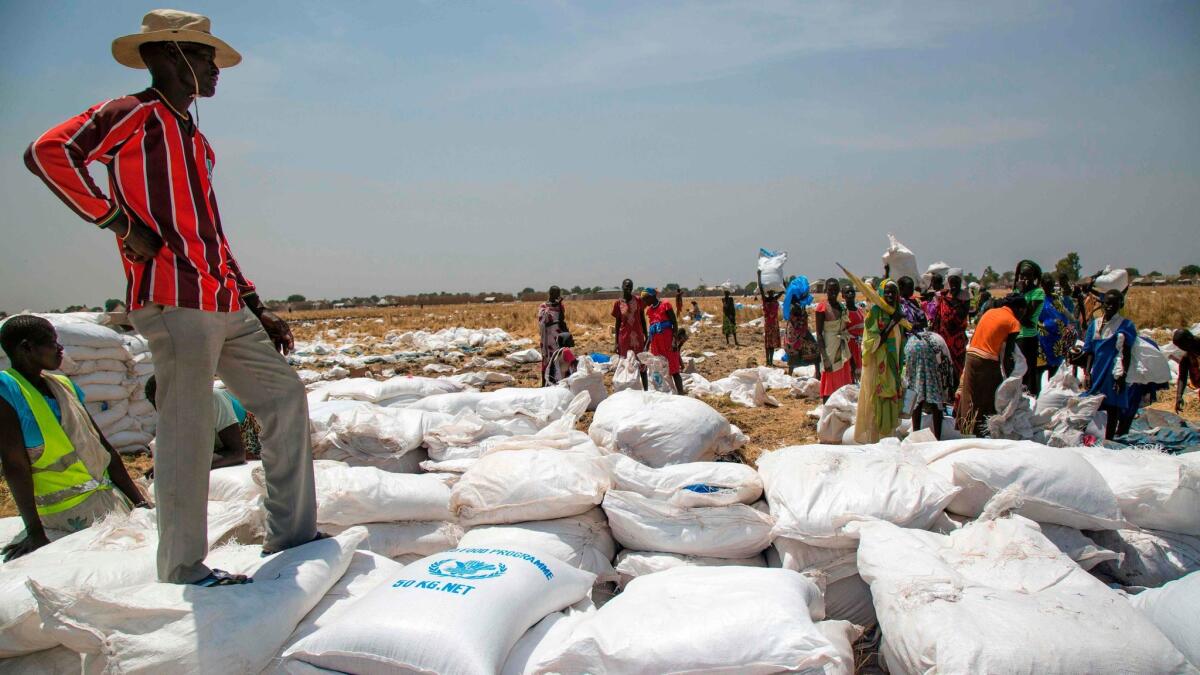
left=112, top=29, right=241, bottom=69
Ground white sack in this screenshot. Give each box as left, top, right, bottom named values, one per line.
left=1129, top=571, right=1200, bottom=667
left=0, top=502, right=263, bottom=657
left=507, top=347, right=543, bottom=364
left=266, top=551, right=407, bottom=673
left=601, top=490, right=775, bottom=559
left=610, top=351, right=643, bottom=392
left=637, top=352, right=675, bottom=394
left=612, top=549, right=764, bottom=589
left=562, top=356, right=606, bottom=411
left=303, top=464, right=453, bottom=526
left=1071, top=446, right=1200, bottom=536
left=1131, top=337, right=1172, bottom=385
left=283, top=547, right=595, bottom=675
left=757, top=445, right=959, bottom=547
left=1088, top=528, right=1200, bottom=588
left=816, top=621, right=864, bottom=675
left=924, top=439, right=1127, bottom=530
left=314, top=375, right=464, bottom=405
left=770, top=537, right=876, bottom=627
left=757, top=248, right=788, bottom=292
left=78, top=382, right=132, bottom=402
left=74, top=370, right=128, bottom=387
left=816, top=385, right=858, bottom=444
left=451, top=449, right=610, bottom=526
left=1038, top=523, right=1120, bottom=571
left=33, top=531, right=363, bottom=675
left=589, top=389, right=746, bottom=467
left=458, top=508, right=617, bottom=581
left=882, top=233, right=919, bottom=284
left=605, top=453, right=761, bottom=507
left=855, top=516, right=1192, bottom=674
left=529, top=566, right=837, bottom=674
left=322, top=521, right=463, bottom=560
left=315, top=405, right=450, bottom=460
left=1094, top=266, right=1130, bottom=292
left=501, top=601, right=595, bottom=675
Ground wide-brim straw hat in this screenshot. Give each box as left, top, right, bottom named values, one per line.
left=111, top=9, right=241, bottom=69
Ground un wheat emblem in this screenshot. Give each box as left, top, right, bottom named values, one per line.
left=428, top=558, right=507, bottom=580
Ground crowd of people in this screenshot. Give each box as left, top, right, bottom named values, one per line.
left=537, top=258, right=1197, bottom=446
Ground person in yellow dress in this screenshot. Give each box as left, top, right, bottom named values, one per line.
left=854, top=280, right=907, bottom=443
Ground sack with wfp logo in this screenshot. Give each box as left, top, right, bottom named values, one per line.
left=281, top=547, right=595, bottom=675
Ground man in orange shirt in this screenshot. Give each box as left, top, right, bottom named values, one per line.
left=956, top=294, right=1030, bottom=436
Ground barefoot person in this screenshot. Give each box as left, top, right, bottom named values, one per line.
left=24, top=10, right=317, bottom=585
left=611, top=279, right=647, bottom=389
left=0, top=316, right=148, bottom=561
left=757, top=271, right=782, bottom=367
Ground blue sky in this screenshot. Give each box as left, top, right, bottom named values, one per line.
left=2, top=1, right=1198, bottom=310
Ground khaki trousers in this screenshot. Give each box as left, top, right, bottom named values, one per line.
left=130, top=305, right=317, bottom=583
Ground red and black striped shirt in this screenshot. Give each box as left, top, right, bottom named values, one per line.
left=24, top=89, right=254, bottom=312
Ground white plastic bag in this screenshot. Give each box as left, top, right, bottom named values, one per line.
left=604, top=453, right=762, bottom=507
left=529, top=566, right=837, bottom=674
left=601, top=490, right=775, bottom=559
left=562, top=356, right=607, bottom=411
left=610, top=351, right=643, bottom=393
left=613, top=549, right=764, bottom=589
left=458, top=508, right=617, bottom=581
left=282, top=547, right=595, bottom=675
left=589, top=390, right=747, bottom=467
left=757, top=445, right=959, bottom=547
left=451, top=449, right=611, bottom=526
left=1094, top=266, right=1130, bottom=292
left=1129, top=571, right=1200, bottom=666
left=923, top=439, right=1127, bottom=530
left=1088, top=528, right=1200, bottom=588
left=757, top=248, right=788, bottom=292
left=1071, top=446, right=1200, bottom=535
left=855, top=516, right=1192, bottom=674
left=33, top=531, right=363, bottom=675
left=882, top=233, right=919, bottom=283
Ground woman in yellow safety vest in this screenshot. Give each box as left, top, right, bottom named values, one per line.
left=0, top=315, right=148, bottom=561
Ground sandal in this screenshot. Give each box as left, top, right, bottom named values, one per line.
left=193, top=569, right=252, bottom=587
left=261, top=531, right=331, bottom=557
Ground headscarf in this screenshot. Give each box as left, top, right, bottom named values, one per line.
left=877, top=278, right=897, bottom=295
left=782, top=276, right=813, bottom=321
left=641, top=288, right=657, bottom=300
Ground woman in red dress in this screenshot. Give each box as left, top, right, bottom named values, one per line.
left=842, top=282, right=865, bottom=383
left=642, top=288, right=685, bottom=394
left=758, top=270, right=782, bottom=367
left=611, top=278, right=648, bottom=389
left=930, top=273, right=970, bottom=388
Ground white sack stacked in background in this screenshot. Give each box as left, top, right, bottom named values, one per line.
left=528, top=566, right=839, bottom=674
left=309, top=403, right=450, bottom=473
left=855, top=516, right=1193, bottom=674
left=0, top=313, right=152, bottom=453
left=1087, top=528, right=1200, bottom=588
left=589, top=389, right=747, bottom=466
left=612, top=550, right=765, bottom=590
left=282, top=546, right=595, bottom=674
left=458, top=508, right=617, bottom=582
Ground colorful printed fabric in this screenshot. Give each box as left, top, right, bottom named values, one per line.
left=762, top=298, right=781, bottom=350
left=1083, top=315, right=1137, bottom=415
left=931, top=289, right=970, bottom=381
left=611, top=296, right=645, bottom=358
left=903, top=331, right=955, bottom=407
left=854, top=304, right=905, bottom=442
left=646, top=301, right=682, bottom=374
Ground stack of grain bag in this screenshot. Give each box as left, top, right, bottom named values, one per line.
left=203, top=459, right=463, bottom=564
left=758, top=442, right=961, bottom=628
left=448, top=393, right=618, bottom=588
left=0, top=313, right=151, bottom=453
left=601, top=453, right=773, bottom=589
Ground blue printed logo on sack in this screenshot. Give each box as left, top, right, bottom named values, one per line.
left=428, top=559, right=507, bottom=580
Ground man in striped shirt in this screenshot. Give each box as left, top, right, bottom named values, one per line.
left=24, top=10, right=318, bottom=585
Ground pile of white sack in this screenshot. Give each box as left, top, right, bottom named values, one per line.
left=684, top=365, right=821, bottom=407
left=0, top=312, right=154, bottom=453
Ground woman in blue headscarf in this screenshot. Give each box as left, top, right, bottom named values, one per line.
left=782, top=276, right=819, bottom=375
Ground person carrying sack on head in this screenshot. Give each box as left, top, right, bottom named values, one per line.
left=24, top=9, right=319, bottom=586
